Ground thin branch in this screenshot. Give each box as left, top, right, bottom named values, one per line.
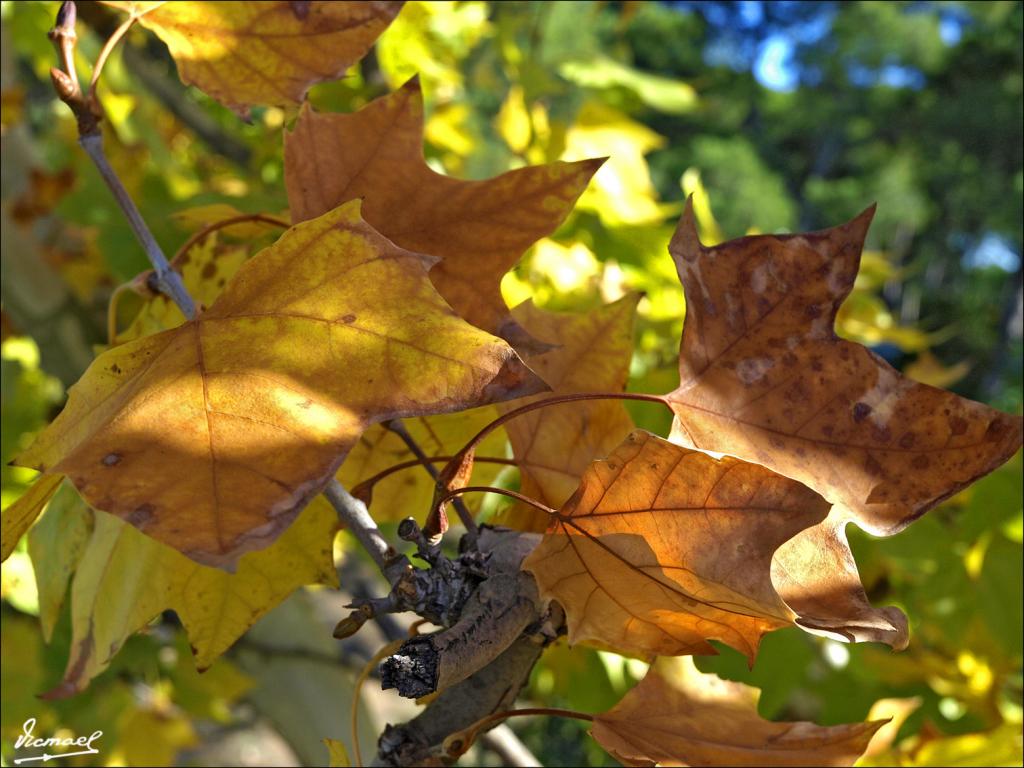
left=479, top=725, right=542, bottom=768
left=79, top=134, right=197, bottom=318
left=384, top=419, right=480, bottom=542
left=324, top=479, right=407, bottom=586
left=48, top=1, right=196, bottom=320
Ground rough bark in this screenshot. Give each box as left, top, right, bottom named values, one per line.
left=374, top=527, right=561, bottom=766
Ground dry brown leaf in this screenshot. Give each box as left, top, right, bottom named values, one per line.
left=667, top=199, right=1023, bottom=537
left=284, top=78, right=603, bottom=350
left=591, top=657, right=886, bottom=767
left=15, top=201, right=543, bottom=568
left=494, top=295, right=639, bottom=531
left=523, top=430, right=830, bottom=661
left=772, top=510, right=909, bottom=650
left=104, top=1, right=403, bottom=117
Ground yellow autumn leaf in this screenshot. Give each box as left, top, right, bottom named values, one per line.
left=16, top=200, right=543, bottom=568
left=42, top=494, right=338, bottom=699
left=103, top=1, right=404, bottom=117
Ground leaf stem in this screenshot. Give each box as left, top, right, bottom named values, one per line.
left=435, top=486, right=556, bottom=517
left=444, top=707, right=593, bottom=759
left=450, top=392, right=671, bottom=473
left=169, top=212, right=290, bottom=267
left=90, top=14, right=136, bottom=91
left=424, top=393, right=669, bottom=540
left=351, top=455, right=517, bottom=499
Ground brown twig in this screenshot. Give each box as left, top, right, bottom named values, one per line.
left=384, top=419, right=481, bottom=544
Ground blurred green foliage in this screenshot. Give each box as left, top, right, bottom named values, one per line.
left=1, top=1, right=1021, bottom=766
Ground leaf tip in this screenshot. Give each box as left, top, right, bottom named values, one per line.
left=400, top=74, right=423, bottom=97
left=38, top=680, right=79, bottom=701
left=670, top=195, right=705, bottom=262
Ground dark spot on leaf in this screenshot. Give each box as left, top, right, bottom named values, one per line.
left=899, top=432, right=916, bottom=449
left=912, top=455, right=930, bottom=470
left=111, top=364, right=122, bottom=374
left=984, top=419, right=1007, bottom=439
left=872, top=426, right=892, bottom=444
left=948, top=415, right=969, bottom=436
left=342, top=314, right=357, bottom=324
left=852, top=402, right=872, bottom=422
left=805, top=304, right=822, bottom=319
left=102, top=452, right=121, bottom=466
left=864, top=455, right=883, bottom=476
left=127, top=503, right=155, bottom=527
left=201, top=262, right=217, bottom=279
left=821, top=425, right=834, bottom=437
left=291, top=0, right=311, bottom=20
left=810, top=357, right=823, bottom=372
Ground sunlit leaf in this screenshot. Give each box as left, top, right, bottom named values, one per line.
left=104, top=1, right=404, bottom=117
left=495, top=296, right=638, bottom=532
left=667, top=200, right=1023, bottom=537
left=524, top=430, right=830, bottom=661
left=16, top=201, right=543, bottom=567
left=43, top=494, right=338, bottom=698
left=284, top=77, right=602, bottom=351
left=592, top=657, right=885, bottom=767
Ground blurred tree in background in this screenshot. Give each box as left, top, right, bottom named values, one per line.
left=2, top=1, right=1021, bottom=765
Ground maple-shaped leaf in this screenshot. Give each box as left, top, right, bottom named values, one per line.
left=523, top=430, right=830, bottom=661
left=494, top=295, right=639, bottom=532
left=39, top=492, right=338, bottom=699
left=284, top=78, right=604, bottom=351
left=772, top=511, right=909, bottom=650
left=15, top=200, right=543, bottom=568
left=338, top=408, right=510, bottom=522
left=103, top=1, right=403, bottom=117
left=667, top=200, right=1023, bottom=537
left=591, top=657, right=885, bottom=767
